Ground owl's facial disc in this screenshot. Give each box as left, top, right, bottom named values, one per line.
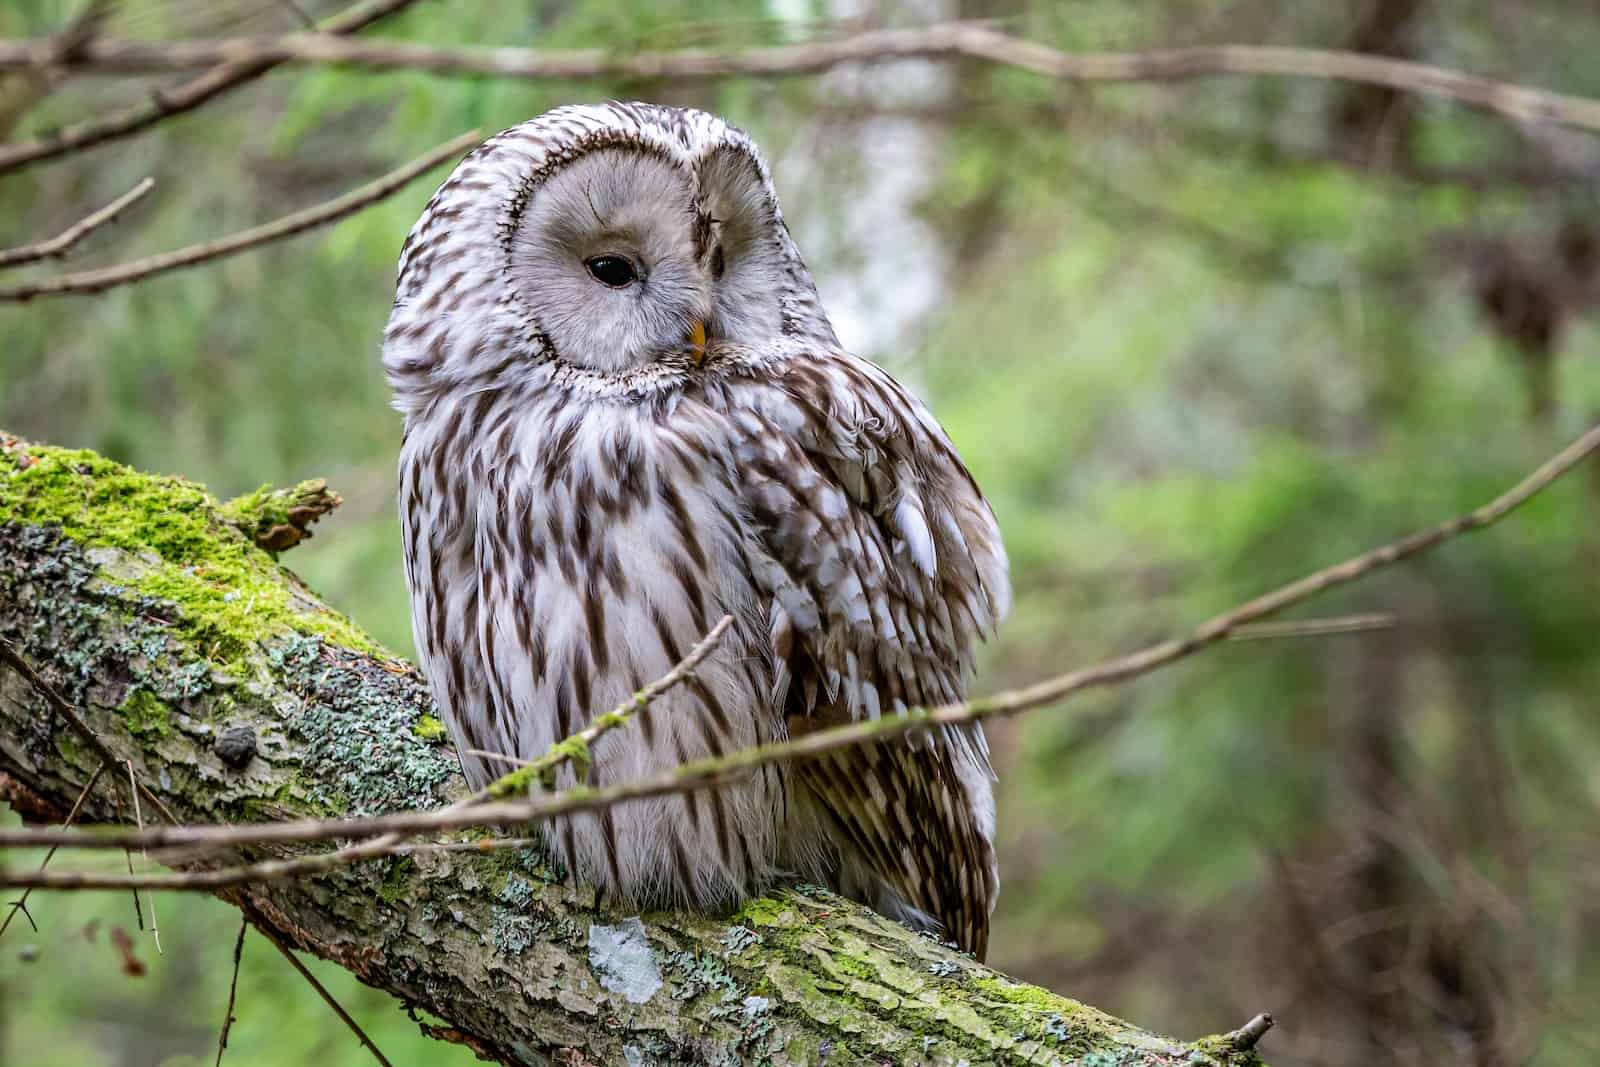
left=509, top=146, right=712, bottom=374
left=695, top=146, right=789, bottom=347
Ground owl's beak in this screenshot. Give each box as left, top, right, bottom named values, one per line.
left=687, top=320, right=707, bottom=364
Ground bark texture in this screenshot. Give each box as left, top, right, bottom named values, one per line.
left=0, top=433, right=1268, bottom=1067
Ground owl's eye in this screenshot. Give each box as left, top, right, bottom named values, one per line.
left=584, top=255, right=638, bottom=288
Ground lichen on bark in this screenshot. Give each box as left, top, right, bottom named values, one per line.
left=0, top=433, right=1270, bottom=1066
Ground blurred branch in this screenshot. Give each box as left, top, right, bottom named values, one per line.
left=0, top=130, right=477, bottom=301
left=0, top=0, right=112, bottom=139
left=0, top=176, right=152, bottom=269
left=8, top=419, right=1598, bottom=866
left=808, top=95, right=1600, bottom=191
left=4, top=23, right=1600, bottom=134
left=0, top=0, right=422, bottom=177
left=1227, top=614, right=1397, bottom=641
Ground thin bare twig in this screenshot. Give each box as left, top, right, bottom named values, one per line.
left=0, top=130, right=478, bottom=301
left=119, top=763, right=146, bottom=934
left=122, top=844, right=143, bottom=930
left=0, top=0, right=423, bottom=176
left=0, top=637, right=179, bottom=826
left=0, top=760, right=106, bottom=937
left=244, top=904, right=394, bottom=1067
left=5, top=423, right=1597, bottom=877
left=2, top=23, right=1599, bottom=134
left=460, top=747, right=535, bottom=768
left=126, top=759, right=161, bottom=954
left=0, top=177, right=153, bottom=269
left=215, top=919, right=247, bottom=1067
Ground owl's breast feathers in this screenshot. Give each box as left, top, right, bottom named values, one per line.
left=397, top=345, right=1009, bottom=956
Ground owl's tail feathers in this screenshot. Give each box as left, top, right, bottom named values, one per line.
left=791, top=735, right=996, bottom=961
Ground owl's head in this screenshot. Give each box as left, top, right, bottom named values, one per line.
left=385, top=103, right=835, bottom=410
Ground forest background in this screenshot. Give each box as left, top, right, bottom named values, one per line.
left=3, top=1, right=1598, bottom=1065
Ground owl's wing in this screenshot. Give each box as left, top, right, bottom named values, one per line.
left=728, top=349, right=1010, bottom=957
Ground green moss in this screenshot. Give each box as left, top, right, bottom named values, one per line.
left=592, top=709, right=629, bottom=730
left=412, top=714, right=448, bottom=742
left=219, top=478, right=340, bottom=556
left=1189, top=1033, right=1268, bottom=1067
left=378, top=856, right=416, bottom=905
left=544, top=735, right=591, bottom=785
left=0, top=441, right=379, bottom=665
left=219, top=482, right=301, bottom=533
left=825, top=953, right=880, bottom=983
left=966, top=975, right=1110, bottom=1054
left=120, top=689, right=173, bottom=738
left=732, top=896, right=794, bottom=929
left=969, top=974, right=1080, bottom=1010
left=54, top=733, right=84, bottom=767
left=485, top=763, right=538, bottom=799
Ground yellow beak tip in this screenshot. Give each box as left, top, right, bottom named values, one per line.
left=689, top=321, right=707, bottom=363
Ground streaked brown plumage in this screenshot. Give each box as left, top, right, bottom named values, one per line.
left=383, top=102, right=1010, bottom=956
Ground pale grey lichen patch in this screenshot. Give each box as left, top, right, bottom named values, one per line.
left=721, top=925, right=759, bottom=955
left=490, top=913, right=538, bottom=956
left=499, top=873, right=535, bottom=908
left=588, top=917, right=663, bottom=1004
left=271, top=633, right=453, bottom=815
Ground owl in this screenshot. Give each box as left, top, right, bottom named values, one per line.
left=383, top=103, right=1010, bottom=958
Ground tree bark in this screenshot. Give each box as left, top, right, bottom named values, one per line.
left=0, top=433, right=1268, bottom=1067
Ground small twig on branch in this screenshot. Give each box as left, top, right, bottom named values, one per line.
left=2, top=23, right=1599, bottom=134
left=0, top=130, right=477, bottom=302
left=4, top=424, right=1597, bottom=877
left=0, top=637, right=179, bottom=826
left=0, top=177, right=153, bottom=269
left=243, top=903, right=394, bottom=1067
left=215, top=919, right=248, bottom=1067
left=1225, top=1012, right=1275, bottom=1051
left=0, top=0, right=423, bottom=176
left=0, top=760, right=106, bottom=938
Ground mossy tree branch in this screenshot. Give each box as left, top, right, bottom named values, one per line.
left=0, top=433, right=1269, bottom=1066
